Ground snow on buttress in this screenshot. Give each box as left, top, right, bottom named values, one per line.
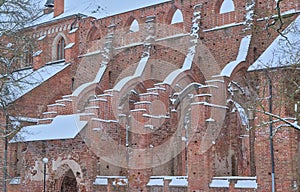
left=72, top=64, right=107, bottom=96
left=248, top=15, right=300, bottom=71
left=231, top=100, right=249, bottom=128
left=10, top=114, right=87, bottom=142
left=3, top=62, right=69, bottom=103
left=220, top=35, right=252, bottom=77
left=163, top=8, right=201, bottom=85
left=113, top=52, right=150, bottom=91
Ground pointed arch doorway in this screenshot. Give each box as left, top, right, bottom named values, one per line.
left=60, top=169, right=78, bottom=192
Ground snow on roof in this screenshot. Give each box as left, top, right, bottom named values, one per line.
left=220, top=35, right=252, bottom=77
left=3, top=62, right=69, bottom=103
left=10, top=113, right=87, bottom=142
left=32, top=0, right=171, bottom=26
left=0, top=0, right=42, bottom=33
left=248, top=15, right=300, bottom=71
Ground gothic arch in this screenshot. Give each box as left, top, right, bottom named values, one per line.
left=129, top=19, right=139, bottom=32
left=216, top=0, right=235, bottom=14
left=51, top=162, right=82, bottom=192
left=165, top=6, right=183, bottom=24
left=124, top=16, right=140, bottom=32
left=87, top=25, right=101, bottom=41
left=171, top=9, right=184, bottom=24
left=52, top=33, right=68, bottom=61
left=60, top=169, right=79, bottom=192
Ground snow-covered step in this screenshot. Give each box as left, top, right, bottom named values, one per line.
left=42, top=111, right=57, bottom=119
left=47, top=103, right=65, bottom=114
left=38, top=117, right=54, bottom=125
left=134, top=101, right=151, bottom=111
left=84, top=106, right=99, bottom=115
left=79, top=113, right=96, bottom=121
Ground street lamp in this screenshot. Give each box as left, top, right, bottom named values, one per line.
left=42, top=157, right=48, bottom=192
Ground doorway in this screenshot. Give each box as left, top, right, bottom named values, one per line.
left=60, top=169, right=78, bottom=192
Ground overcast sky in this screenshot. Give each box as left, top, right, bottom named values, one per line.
left=101, top=0, right=171, bottom=16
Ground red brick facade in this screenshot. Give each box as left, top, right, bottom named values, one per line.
left=1, top=0, right=299, bottom=191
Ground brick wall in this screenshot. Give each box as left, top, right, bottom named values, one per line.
left=2, top=0, right=299, bottom=191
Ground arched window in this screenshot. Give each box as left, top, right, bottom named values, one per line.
left=220, top=0, right=235, bottom=14
left=56, top=37, right=65, bottom=60
left=129, top=19, right=139, bottom=32
left=25, top=50, right=33, bottom=65
left=171, top=9, right=184, bottom=24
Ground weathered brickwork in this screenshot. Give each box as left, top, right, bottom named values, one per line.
left=1, top=0, right=299, bottom=191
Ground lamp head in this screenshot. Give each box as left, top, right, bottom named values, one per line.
left=42, top=157, right=48, bottom=164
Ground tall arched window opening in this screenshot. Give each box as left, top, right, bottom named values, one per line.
left=171, top=9, right=184, bottom=24
left=129, top=19, right=139, bottom=32
left=56, top=37, right=65, bottom=60
left=25, top=50, right=33, bottom=65
left=220, top=0, right=235, bottom=14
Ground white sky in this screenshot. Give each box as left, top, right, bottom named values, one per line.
left=102, top=0, right=171, bottom=16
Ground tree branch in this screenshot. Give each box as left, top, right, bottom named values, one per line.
left=256, top=109, right=300, bottom=130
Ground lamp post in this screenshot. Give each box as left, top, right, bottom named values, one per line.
left=42, top=157, right=48, bottom=192
left=248, top=108, right=256, bottom=176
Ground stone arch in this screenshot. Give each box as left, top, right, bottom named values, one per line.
left=87, top=25, right=101, bottom=41
left=52, top=32, right=68, bottom=61
left=51, top=160, right=82, bottom=192
left=129, top=19, right=139, bottom=32
left=124, top=16, right=140, bottom=32
left=212, top=99, right=252, bottom=176
left=60, top=169, right=79, bottom=192
left=218, top=0, right=235, bottom=14
left=165, top=6, right=179, bottom=24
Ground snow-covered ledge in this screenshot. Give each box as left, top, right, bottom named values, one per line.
left=209, top=176, right=257, bottom=189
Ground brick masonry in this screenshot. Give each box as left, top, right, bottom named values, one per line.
left=1, top=0, right=299, bottom=191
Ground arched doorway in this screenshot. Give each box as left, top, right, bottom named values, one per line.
left=60, top=169, right=78, bottom=192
